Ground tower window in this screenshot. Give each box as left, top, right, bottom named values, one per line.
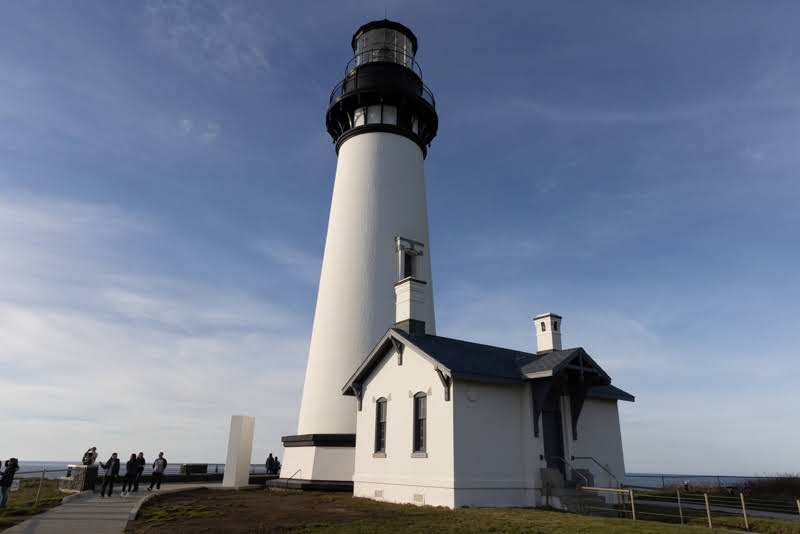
left=554, top=321, right=558, bottom=331
left=375, top=398, right=387, bottom=454
left=413, top=393, right=426, bottom=453
left=541, top=322, right=546, bottom=332
left=404, top=252, right=415, bottom=278
left=396, top=236, right=424, bottom=281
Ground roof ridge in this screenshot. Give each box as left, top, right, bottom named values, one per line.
left=393, top=329, right=537, bottom=356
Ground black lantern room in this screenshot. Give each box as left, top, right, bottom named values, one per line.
left=326, top=20, right=438, bottom=157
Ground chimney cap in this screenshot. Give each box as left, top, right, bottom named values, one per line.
left=394, top=277, right=427, bottom=287
left=533, top=312, right=562, bottom=320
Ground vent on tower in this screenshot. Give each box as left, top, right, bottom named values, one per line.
left=534, top=312, right=562, bottom=353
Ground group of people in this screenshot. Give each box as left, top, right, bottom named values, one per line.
left=0, top=458, right=19, bottom=508
left=265, top=453, right=281, bottom=475
left=83, top=447, right=168, bottom=497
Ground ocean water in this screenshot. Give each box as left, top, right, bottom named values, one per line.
left=14, top=461, right=73, bottom=478
left=12, top=461, right=272, bottom=479
left=624, top=473, right=771, bottom=488
left=9, top=462, right=775, bottom=485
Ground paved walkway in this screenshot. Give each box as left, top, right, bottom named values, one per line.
left=5, top=483, right=221, bottom=534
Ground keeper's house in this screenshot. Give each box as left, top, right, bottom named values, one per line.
left=342, top=278, right=634, bottom=509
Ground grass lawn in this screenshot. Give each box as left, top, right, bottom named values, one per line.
left=0, top=478, right=64, bottom=531
left=686, top=515, right=800, bottom=534
left=125, top=488, right=742, bottom=533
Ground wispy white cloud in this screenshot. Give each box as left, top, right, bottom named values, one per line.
left=178, top=117, right=220, bottom=144
left=739, top=145, right=766, bottom=163
left=0, top=189, right=308, bottom=461
left=142, top=0, right=277, bottom=77
left=254, top=239, right=321, bottom=285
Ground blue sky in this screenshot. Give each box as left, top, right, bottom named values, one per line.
left=1, top=1, right=798, bottom=474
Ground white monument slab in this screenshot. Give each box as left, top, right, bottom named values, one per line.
left=222, top=415, right=255, bottom=488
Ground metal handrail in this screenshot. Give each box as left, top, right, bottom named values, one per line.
left=346, top=47, right=422, bottom=78
left=571, top=455, right=621, bottom=488
left=15, top=469, right=69, bottom=476
left=547, top=456, right=589, bottom=486
left=277, top=468, right=301, bottom=490
left=329, top=68, right=436, bottom=109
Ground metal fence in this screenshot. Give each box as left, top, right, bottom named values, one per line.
left=14, top=468, right=69, bottom=506
left=578, top=486, right=800, bottom=528
left=14, top=462, right=275, bottom=506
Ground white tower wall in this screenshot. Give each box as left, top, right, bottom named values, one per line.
left=282, top=131, right=435, bottom=481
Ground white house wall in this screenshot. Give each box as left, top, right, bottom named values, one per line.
left=570, top=398, right=626, bottom=488
left=353, top=343, right=454, bottom=508
left=452, top=381, right=544, bottom=508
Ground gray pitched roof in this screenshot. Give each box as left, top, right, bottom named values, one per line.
left=342, top=328, right=634, bottom=402
left=587, top=384, right=636, bottom=402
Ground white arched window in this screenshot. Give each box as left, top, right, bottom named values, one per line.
left=375, top=398, right=387, bottom=454
left=412, top=392, right=426, bottom=453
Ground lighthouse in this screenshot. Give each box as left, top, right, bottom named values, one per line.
left=279, top=20, right=439, bottom=487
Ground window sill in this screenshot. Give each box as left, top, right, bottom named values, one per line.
left=372, top=452, right=386, bottom=458
left=411, top=452, right=428, bottom=458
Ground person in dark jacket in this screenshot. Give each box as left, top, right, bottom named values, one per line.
left=99, top=453, right=120, bottom=497
left=147, top=452, right=167, bottom=491
left=121, top=454, right=137, bottom=496
left=133, top=452, right=146, bottom=492
left=266, top=453, right=275, bottom=475
left=0, top=458, right=19, bottom=508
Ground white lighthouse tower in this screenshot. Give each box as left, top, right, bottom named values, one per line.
left=279, top=20, right=439, bottom=487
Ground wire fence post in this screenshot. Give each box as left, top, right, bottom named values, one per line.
left=661, top=475, right=665, bottom=488
left=629, top=489, right=636, bottom=521
left=740, top=493, right=749, bottom=531
left=576, top=486, right=582, bottom=514
left=796, top=499, right=800, bottom=516
left=704, top=493, right=712, bottom=529
left=677, top=489, right=684, bottom=525
left=34, top=469, right=45, bottom=507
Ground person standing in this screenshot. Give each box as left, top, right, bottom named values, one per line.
left=133, top=452, right=146, bottom=493
left=82, top=447, right=98, bottom=465
left=99, top=453, right=120, bottom=497
left=148, top=452, right=167, bottom=491
left=266, top=453, right=275, bottom=475
left=121, top=454, right=137, bottom=496
left=0, top=458, right=19, bottom=508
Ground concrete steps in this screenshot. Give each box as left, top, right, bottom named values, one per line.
left=555, top=490, right=619, bottom=517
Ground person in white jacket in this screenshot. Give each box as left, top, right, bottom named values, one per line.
left=148, top=452, right=168, bottom=491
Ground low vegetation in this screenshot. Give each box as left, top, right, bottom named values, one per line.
left=740, top=476, right=800, bottom=499
left=687, top=515, right=800, bottom=534
left=125, top=488, right=744, bottom=533
left=138, top=503, right=218, bottom=527
left=0, top=478, right=64, bottom=531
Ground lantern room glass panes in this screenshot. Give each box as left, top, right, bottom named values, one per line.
left=354, top=28, right=414, bottom=70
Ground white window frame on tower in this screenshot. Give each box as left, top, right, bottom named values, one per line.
left=395, top=236, right=424, bottom=281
